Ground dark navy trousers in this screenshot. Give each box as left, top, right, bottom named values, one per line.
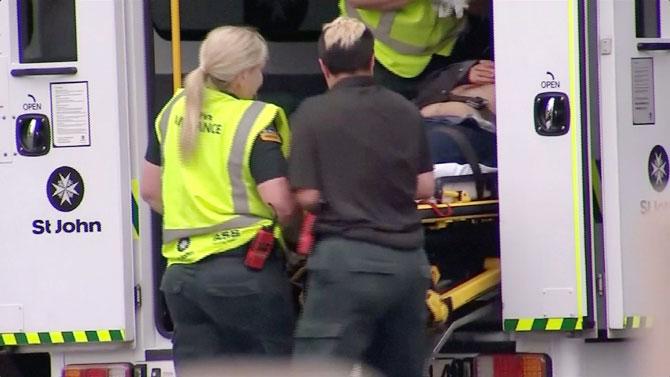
left=294, top=237, right=432, bottom=377
left=161, top=246, right=296, bottom=371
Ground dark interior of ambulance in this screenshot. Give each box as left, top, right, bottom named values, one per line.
left=148, top=0, right=505, bottom=363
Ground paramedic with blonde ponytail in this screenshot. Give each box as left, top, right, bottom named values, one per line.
left=140, top=26, right=298, bottom=370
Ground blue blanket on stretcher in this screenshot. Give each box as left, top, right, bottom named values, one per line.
left=424, top=116, right=497, bottom=168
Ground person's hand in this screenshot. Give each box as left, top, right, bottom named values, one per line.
left=468, top=60, right=495, bottom=85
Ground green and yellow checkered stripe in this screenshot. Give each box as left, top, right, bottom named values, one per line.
left=624, top=316, right=652, bottom=329
left=504, top=318, right=583, bottom=332
left=0, top=330, right=125, bottom=346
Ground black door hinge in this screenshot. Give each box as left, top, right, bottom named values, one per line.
left=134, top=284, right=142, bottom=309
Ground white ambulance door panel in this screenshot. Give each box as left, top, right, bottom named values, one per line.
left=495, top=0, right=590, bottom=331
left=599, top=0, right=670, bottom=331
left=0, top=0, right=11, bottom=164
left=0, top=0, right=134, bottom=346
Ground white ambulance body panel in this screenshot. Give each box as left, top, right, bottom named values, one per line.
left=598, top=0, right=670, bottom=331
left=495, top=0, right=588, bottom=325
left=2, top=1, right=670, bottom=376
left=0, top=0, right=10, bottom=164
left=496, top=0, right=670, bottom=376
left=0, top=0, right=134, bottom=340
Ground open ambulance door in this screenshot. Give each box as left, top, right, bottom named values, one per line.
left=495, top=0, right=670, bottom=339
left=0, top=0, right=135, bottom=348
left=495, top=0, right=595, bottom=334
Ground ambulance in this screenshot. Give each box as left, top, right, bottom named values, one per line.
left=0, top=1, right=668, bottom=376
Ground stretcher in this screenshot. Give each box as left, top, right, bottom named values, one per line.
left=418, top=174, right=501, bottom=368
left=418, top=200, right=498, bottom=230
left=418, top=199, right=500, bottom=322
left=291, top=167, right=501, bottom=369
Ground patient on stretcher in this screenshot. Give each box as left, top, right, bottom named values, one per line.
left=416, top=60, right=496, bottom=131
left=414, top=60, right=498, bottom=203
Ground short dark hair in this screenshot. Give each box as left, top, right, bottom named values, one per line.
left=317, top=19, right=374, bottom=75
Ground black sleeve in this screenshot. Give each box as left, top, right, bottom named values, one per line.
left=250, top=126, right=288, bottom=184
left=288, top=104, right=320, bottom=189
left=145, top=124, right=161, bottom=165
left=418, top=118, right=434, bottom=173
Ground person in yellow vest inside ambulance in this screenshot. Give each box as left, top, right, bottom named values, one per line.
left=140, top=26, right=299, bottom=372
left=341, top=0, right=474, bottom=98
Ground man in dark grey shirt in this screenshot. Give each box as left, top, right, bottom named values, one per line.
left=289, top=16, right=435, bottom=377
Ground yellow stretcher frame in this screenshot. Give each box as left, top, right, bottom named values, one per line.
left=419, top=200, right=501, bottom=324
left=420, top=199, right=501, bottom=362
left=418, top=200, right=499, bottom=230
left=440, top=258, right=500, bottom=313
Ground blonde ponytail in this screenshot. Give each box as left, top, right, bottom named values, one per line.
left=180, top=67, right=206, bottom=160
left=179, top=26, right=268, bottom=160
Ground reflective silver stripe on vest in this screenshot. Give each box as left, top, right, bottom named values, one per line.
left=162, top=101, right=268, bottom=243
left=228, top=101, right=266, bottom=214
left=345, top=2, right=463, bottom=56
left=164, top=214, right=262, bottom=243
left=158, top=91, right=186, bottom=148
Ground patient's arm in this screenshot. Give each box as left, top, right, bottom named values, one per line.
left=468, top=60, right=495, bottom=85
left=420, top=101, right=478, bottom=119
left=452, top=83, right=496, bottom=114
left=421, top=83, right=496, bottom=118
left=416, top=171, right=435, bottom=200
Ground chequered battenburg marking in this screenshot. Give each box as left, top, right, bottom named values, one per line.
left=624, top=316, right=652, bottom=329
left=0, top=330, right=125, bottom=346
left=504, top=318, right=583, bottom=332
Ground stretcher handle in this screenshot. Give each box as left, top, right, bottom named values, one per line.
left=10, top=67, right=77, bottom=77
left=417, top=200, right=453, bottom=218
left=637, top=42, right=670, bottom=51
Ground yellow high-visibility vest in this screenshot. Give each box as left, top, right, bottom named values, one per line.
left=341, top=0, right=464, bottom=78
left=155, top=88, right=290, bottom=265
